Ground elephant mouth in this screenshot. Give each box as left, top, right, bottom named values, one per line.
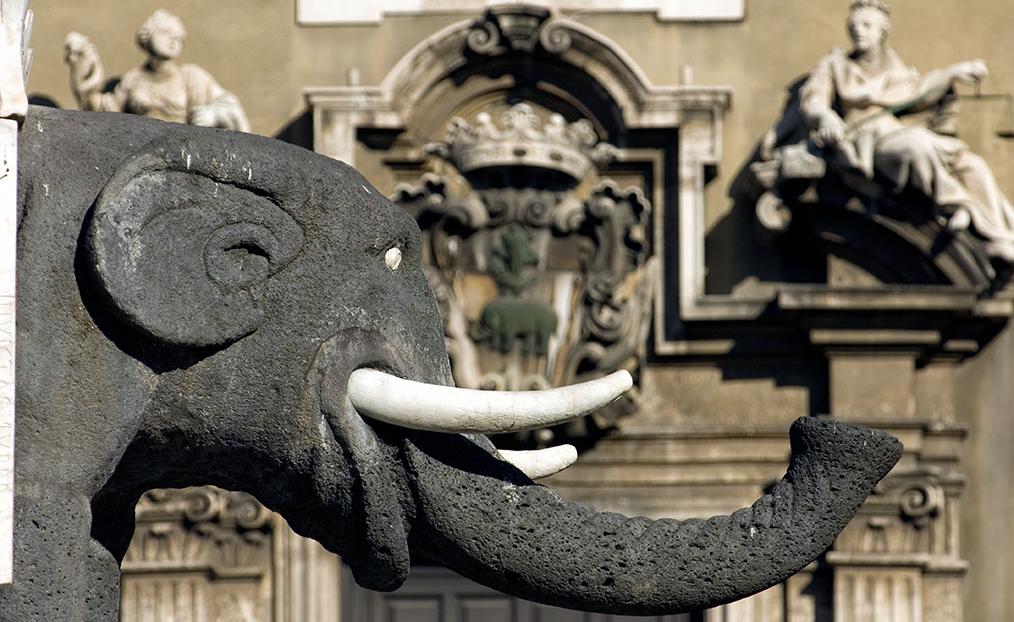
left=314, top=332, right=633, bottom=591
left=324, top=347, right=900, bottom=615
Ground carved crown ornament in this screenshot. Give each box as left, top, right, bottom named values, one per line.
left=398, top=104, right=653, bottom=447
left=465, top=5, right=572, bottom=55
left=425, top=104, right=619, bottom=181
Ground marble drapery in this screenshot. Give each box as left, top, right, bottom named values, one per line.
left=800, top=47, right=1014, bottom=262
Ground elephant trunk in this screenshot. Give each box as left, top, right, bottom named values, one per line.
left=404, top=416, right=901, bottom=616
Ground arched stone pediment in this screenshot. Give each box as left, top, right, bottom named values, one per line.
left=375, top=5, right=659, bottom=131
left=793, top=197, right=997, bottom=292
left=305, top=4, right=730, bottom=164
left=408, top=53, right=626, bottom=144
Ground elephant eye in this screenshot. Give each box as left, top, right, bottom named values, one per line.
left=384, top=246, right=403, bottom=271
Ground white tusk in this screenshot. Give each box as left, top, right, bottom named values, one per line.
left=498, top=445, right=578, bottom=479
left=347, top=369, right=633, bottom=434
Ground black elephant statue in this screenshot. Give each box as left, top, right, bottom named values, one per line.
left=1, top=106, right=901, bottom=620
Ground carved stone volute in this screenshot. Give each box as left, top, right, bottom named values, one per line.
left=466, top=5, right=572, bottom=56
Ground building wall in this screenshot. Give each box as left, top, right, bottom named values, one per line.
left=955, top=327, right=1014, bottom=622
left=28, top=1, right=1014, bottom=296
left=21, top=2, right=1014, bottom=621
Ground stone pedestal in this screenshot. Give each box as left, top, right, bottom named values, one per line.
left=0, top=119, right=15, bottom=586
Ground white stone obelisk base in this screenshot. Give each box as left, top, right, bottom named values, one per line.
left=0, top=0, right=29, bottom=584
left=0, top=117, right=14, bottom=585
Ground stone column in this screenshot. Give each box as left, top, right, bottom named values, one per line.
left=272, top=519, right=342, bottom=622
left=0, top=121, right=14, bottom=587
left=707, top=585, right=784, bottom=621
left=814, top=328, right=968, bottom=622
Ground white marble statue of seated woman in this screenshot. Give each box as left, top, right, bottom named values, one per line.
left=800, top=0, right=1014, bottom=262
left=63, top=9, right=249, bottom=132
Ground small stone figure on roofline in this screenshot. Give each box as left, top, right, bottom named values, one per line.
left=804, top=0, right=1014, bottom=260
left=63, top=9, right=249, bottom=132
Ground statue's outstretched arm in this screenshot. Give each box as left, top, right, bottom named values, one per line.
left=63, top=32, right=126, bottom=112
left=898, top=60, right=988, bottom=114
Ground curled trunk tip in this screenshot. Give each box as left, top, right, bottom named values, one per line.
left=407, top=416, right=901, bottom=616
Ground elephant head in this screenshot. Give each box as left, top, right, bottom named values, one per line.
left=4, top=106, right=901, bottom=619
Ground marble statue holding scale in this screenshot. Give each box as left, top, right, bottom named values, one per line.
left=755, top=0, right=1014, bottom=265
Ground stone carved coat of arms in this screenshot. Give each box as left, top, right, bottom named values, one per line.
left=395, top=104, right=656, bottom=446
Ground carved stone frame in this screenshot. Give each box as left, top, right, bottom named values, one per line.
left=304, top=6, right=732, bottom=358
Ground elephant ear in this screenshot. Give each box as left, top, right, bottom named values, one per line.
left=87, top=133, right=304, bottom=348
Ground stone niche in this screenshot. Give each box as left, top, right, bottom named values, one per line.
left=307, top=3, right=730, bottom=444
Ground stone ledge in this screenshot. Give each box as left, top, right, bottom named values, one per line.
left=296, top=0, right=746, bottom=25
left=826, top=552, right=969, bottom=574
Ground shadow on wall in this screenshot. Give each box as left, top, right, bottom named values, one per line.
left=706, top=76, right=827, bottom=296
left=28, top=94, right=61, bottom=108
left=274, top=110, right=313, bottom=150
left=717, top=358, right=830, bottom=417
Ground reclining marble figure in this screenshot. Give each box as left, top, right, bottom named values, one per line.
left=754, top=0, right=1014, bottom=263
left=0, top=105, right=902, bottom=619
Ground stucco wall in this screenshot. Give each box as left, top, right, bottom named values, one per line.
left=955, top=326, right=1014, bottom=622
left=27, top=1, right=1014, bottom=295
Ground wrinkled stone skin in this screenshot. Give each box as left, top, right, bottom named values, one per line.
left=0, top=106, right=902, bottom=620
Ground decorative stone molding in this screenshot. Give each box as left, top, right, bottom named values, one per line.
left=296, top=0, right=746, bottom=26
left=121, top=487, right=343, bottom=622
left=124, top=488, right=272, bottom=573
left=305, top=4, right=731, bottom=359
left=465, top=5, right=571, bottom=55
left=121, top=488, right=274, bottom=621
left=834, top=474, right=960, bottom=559
left=395, top=103, right=654, bottom=444
left=824, top=423, right=968, bottom=622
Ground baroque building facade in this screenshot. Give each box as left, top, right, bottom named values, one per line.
left=24, top=1, right=1014, bottom=621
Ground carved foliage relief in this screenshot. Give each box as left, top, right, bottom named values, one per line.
left=833, top=473, right=960, bottom=560
left=120, top=488, right=274, bottom=622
